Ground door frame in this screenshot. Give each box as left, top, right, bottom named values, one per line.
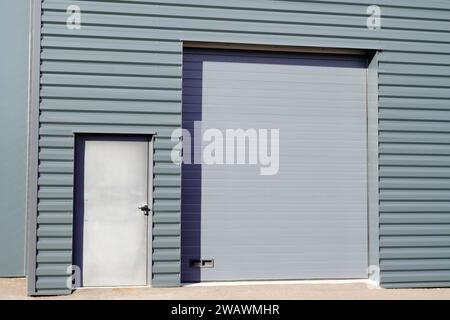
left=73, top=133, right=155, bottom=288
left=180, top=45, right=381, bottom=284
left=367, top=52, right=380, bottom=273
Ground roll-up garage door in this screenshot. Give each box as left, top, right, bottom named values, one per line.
left=181, top=48, right=368, bottom=282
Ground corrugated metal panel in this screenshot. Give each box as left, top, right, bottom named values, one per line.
left=36, top=0, right=183, bottom=293
left=34, top=0, right=450, bottom=293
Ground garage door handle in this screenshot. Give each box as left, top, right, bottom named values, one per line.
left=139, top=204, right=151, bottom=216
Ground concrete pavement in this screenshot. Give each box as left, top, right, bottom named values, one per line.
left=1, top=278, right=450, bottom=300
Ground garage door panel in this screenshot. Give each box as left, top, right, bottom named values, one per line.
left=182, top=96, right=367, bottom=107
left=181, top=49, right=368, bottom=282
left=189, top=82, right=366, bottom=95
left=183, top=74, right=367, bottom=85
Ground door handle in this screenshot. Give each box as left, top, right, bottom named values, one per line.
left=139, top=204, right=151, bottom=216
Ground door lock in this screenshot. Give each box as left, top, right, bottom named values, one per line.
left=139, top=204, right=151, bottom=216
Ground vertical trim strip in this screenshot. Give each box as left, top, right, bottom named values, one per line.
left=147, top=136, right=155, bottom=286
left=26, top=0, right=42, bottom=296
left=367, top=52, right=380, bottom=273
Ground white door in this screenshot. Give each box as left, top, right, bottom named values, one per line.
left=76, top=136, right=152, bottom=287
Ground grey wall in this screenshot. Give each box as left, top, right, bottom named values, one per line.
left=0, top=0, right=29, bottom=277
left=30, top=0, right=450, bottom=294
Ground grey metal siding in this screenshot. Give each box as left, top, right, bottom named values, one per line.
left=0, top=0, right=29, bottom=276
left=31, top=0, right=450, bottom=293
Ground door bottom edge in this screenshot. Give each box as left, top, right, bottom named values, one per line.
left=182, top=278, right=373, bottom=287
left=77, top=284, right=152, bottom=290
